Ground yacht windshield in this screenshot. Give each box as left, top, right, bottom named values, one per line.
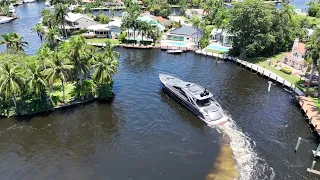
left=196, top=99, right=211, bottom=107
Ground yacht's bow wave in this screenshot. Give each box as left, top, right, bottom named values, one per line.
left=210, top=117, right=275, bottom=180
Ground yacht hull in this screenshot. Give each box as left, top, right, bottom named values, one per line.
left=160, top=74, right=228, bottom=126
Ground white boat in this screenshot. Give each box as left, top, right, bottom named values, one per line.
left=166, top=47, right=183, bottom=54
left=160, top=74, right=228, bottom=126
left=8, top=5, right=15, bottom=13
left=17, top=0, right=24, bottom=5
left=45, top=1, right=50, bottom=6
left=0, top=16, right=14, bottom=24
left=24, top=0, right=35, bottom=3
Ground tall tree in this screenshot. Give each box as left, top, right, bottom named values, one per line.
left=228, top=0, right=274, bottom=58
left=0, top=33, right=14, bottom=52
left=11, top=33, right=28, bottom=52
left=26, top=62, right=47, bottom=98
left=45, top=27, right=60, bottom=49
left=0, top=62, right=24, bottom=110
left=55, top=3, right=69, bottom=39
left=191, top=16, right=201, bottom=48
left=43, top=52, right=73, bottom=103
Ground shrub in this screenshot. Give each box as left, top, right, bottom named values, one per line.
left=119, top=32, right=126, bottom=43
left=280, top=67, right=292, bottom=75
left=96, top=83, right=114, bottom=101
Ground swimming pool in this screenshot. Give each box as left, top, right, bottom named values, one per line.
left=166, top=41, right=187, bottom=47
left=207, top=44, right=230, bottom=52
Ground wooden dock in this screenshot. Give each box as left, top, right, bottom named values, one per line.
left=298, top=96, right=320, bottom=135
left=90, top=6, right=125, bottom=11
left=195, top=49, right=304, bottom=96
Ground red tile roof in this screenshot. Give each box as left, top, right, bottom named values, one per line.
left=294, top=42, right=306, bottom=55
left=153, top=16, right=166, bottom=23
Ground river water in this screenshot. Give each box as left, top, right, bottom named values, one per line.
left=1, top=2, right=320, bottom=180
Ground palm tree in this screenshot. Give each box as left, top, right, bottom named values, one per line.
left=68, top=36, right=90, bottom=87
left=26, top=62, right=47, bottom=99
left=36, top=43, right=52, bottom=69
left=45, top=27, right=59, bottom=49
left=43, top=52, right=73, bottom=103
left=55, top=3, right=69, bottom=38
left=139, top=21, right=149, bottom=44
left=149, top=28, right=161, bottom=45
left=91, top=42, right=119, bottom=84
left=0, top=0, right=10, bottom=7
left=305, top=28, right=320, bottom=95
left=191, top=16, right=201, bottom=48
left=11, top=33, right=28, bottom=52
left=0, top=62, right=24, bottom=110
left=31, top=24, right=45, bottom=37
left=0, top=33, right=14, bottom=52
left=110, top=8, right=115, bottom=19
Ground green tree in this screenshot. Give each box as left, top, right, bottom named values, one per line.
left=228, top=0, right=274, bottom=58
left=11, top=33, right=28, bottom=52
left=36, top=43, right=52, bottom=69
left=55, top=3, right=69, bottom=38
left=31, top=24, right=45, bottom=37
left=26, top=62, right=47, bottom=98
left=0, top=33, right=14, bottom=52
left=110, top=8, right=115, bottom=19
left=191, top=16, right=201, bottom=48
left=45, top=27, right=60, bottom=49
left=43, top=52, right=73, bottom=103
left=0, top=62, right=24, bottom=110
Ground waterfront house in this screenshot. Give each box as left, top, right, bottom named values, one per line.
left=210, top=28, right=233, bottom=47
left=138, top=15, right=165, bottom=32
left=108, top=20, right=122, bottom=37
left=185, top=9, right=205, bottom=19
left=65, top=13, right=100, bottom=30
left=281, top=38, right=308, bottom=72
left=85, top=24, right=111, bottom=38
left=165, top=25, right=203, bottom=43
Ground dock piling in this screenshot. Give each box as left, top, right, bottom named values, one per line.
left=311, top=161, right=316, bottom=170
left=268, top=81, right=272, bottom=92
left=314, top=144, right=320, bottom=157
left=294, top=137, right=302, bottom=152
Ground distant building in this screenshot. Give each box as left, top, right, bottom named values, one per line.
left=165, top=25, right=203, bottom=43
left=282, top=38, right=308, bottom=72
left=108, top=20, right=122, bottom=37
left=65, top=13, right=100, bottom=30
left=86, top=24, right=111, bottom=38
left=210, top=28, right=233, bottom=47
left=138, top=15, right=165, bottom=32
left=185, top=9, right=205, bottom=19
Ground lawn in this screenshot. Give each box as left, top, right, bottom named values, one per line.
left=85, top=38, right=120, bottom=44
left=204, top=48, right=226, bottom=54
left=314, top=98, right=320, bottom=109
left=295, top=14, right=320, bottom=28
left=52, top=82, right=75, bottom=104
left=245, top=52, right=301, bottom=85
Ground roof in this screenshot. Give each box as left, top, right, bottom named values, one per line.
left=138, top=15, right=165, bottom=30
left=108, top=20, right=122, bottom=27
left=154, top=16, right=166, bottom=23
left=185, top=9, right=205, bottom=16
left=294, top=42, right=306, bottom=55
left=65, top=12, right=93, bottom=22
left=169, top=26, right=203, bottom=39
left=87, top=24, right=109, bottom=31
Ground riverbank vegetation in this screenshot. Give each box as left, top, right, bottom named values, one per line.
left=0, top=33, right=119, bottom=117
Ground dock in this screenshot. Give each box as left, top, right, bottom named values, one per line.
left=298, top=97, right=320, bottom=135
left=90, top=6, right=125, bottom=11
left=195, top=49, right=304, bottom=96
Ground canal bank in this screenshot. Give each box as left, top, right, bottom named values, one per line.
left=1, top=2, right=320, bottom=179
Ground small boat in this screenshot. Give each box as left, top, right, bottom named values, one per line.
left=0, top=16, right=14, bottom=24
left=45, top=1, right=50, bottom=6
left=8, top=5, right=15, bottom=13
left=17, top=0, right=24, bottom=5
left=24, top=0, right=35, bottom=3
left=159, top=74, right=228, bottom=126
left=166, top=48, right=183, bottom=54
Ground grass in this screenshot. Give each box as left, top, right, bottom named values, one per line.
left=204, top=48, right=226, bottom=54
left=313, top=98, right=320, bottom=109
left=244, top=52, right=301, bottom=85
left=52, top=82, right=75, bottom=104
left=295, top=14, right=320, bottom=28
left=85, top=38, right=120, bottom=44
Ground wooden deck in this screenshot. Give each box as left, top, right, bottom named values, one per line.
left=298, top=96, right=320, bottom=135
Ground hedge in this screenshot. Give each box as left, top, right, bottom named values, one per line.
left=280, top=67, right=292, bottom=75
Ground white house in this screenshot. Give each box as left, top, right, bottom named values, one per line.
left=108, top=20, right=122, bottom=37
left=165, top=26, right=203, bottom=43
left=65, top=13, right=100, bottom=30
left=210, top=28, right=233, bottom=47
left=282, top=38, right=308, bottom=72
left=85, top=24, right=111, bottom=38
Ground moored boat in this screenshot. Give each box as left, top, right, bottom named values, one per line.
left=24, top=0, right=35, bottom=3
left=166, top=47, right=183, bottom=54
left=159, top=74, right=228, bottom=125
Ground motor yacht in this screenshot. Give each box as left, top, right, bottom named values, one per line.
left=159, top=74, right=228, bottom=125
left=166, top=47, right=183, bottom=54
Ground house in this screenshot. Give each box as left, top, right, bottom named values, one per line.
left=210, top=28, right=233, bottom=47
left=165, top=25, right=203, bottom=43
left=104, top=0, right=124, bottom=6
left=282, top=38, right=308, bottom=72
left=185, top=9, right=205, bottom=19
left=108, top=20, right=122, bottom=37
left=85, top=24, right=111, bottom=38
left=138, top=15, right=165, bottom=32
left=65, top=13, right=100, bottom=30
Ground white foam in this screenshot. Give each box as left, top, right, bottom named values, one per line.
left=210, top=117, right=275, bottom=180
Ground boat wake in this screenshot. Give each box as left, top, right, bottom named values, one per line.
left=209, top=117, right=275, bottom=180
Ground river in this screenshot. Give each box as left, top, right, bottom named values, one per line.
left=0, top=1, right=320, bottom=180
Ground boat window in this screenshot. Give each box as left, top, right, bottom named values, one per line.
left=196, top=99, right=211, bottom=107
